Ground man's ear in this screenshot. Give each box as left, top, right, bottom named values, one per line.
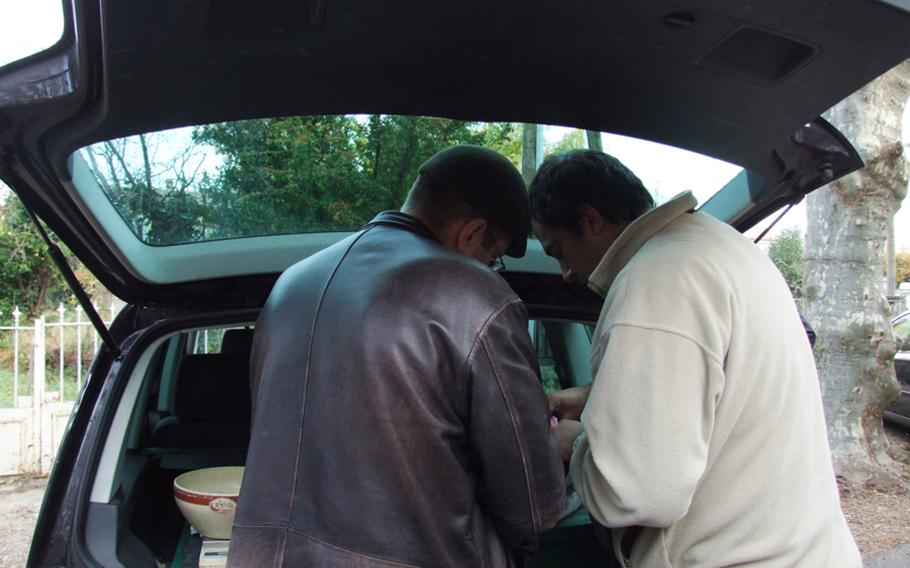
left=455, top=217, right=488, bottom=253
left=577, top=204, right=606, bottom=237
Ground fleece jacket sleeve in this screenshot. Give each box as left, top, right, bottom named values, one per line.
left=570, top=323, right=725, bottom=528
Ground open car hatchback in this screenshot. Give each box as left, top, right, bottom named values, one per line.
left=1, top=1, right=910, bottom=567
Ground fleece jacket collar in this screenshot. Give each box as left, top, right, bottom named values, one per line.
left=587, top=191, right=698, bottom=298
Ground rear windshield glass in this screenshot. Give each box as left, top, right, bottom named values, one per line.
left=70, top=115, right=741, bottom=246
left=0, top=0, right=65, bottom=68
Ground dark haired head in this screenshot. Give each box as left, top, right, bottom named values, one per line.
left=404, top=145, right=530, bottom=257
left=529, top=149, right=654, bottom=234
left=403, top=175, right=479, bottom=234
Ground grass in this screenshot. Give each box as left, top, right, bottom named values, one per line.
left=0, top=367, right=83, bottom=408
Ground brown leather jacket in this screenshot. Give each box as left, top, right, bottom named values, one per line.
left=229, top=212, right=565, bottom=567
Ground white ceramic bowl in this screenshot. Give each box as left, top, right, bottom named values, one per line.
left=173, top=466, right=244, bottom=540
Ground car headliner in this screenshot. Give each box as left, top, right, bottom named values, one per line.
left=1, top=0, right=910, bottom=305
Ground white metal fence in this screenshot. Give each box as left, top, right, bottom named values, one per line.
left=0, top=303, right=121, bottom=475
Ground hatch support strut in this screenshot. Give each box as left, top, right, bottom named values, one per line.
left=752, top=202, right=796, bottom=244
left=24, top=208, right=122, bottom=358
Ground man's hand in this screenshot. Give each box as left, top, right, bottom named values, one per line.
left=553, top=419, right=585, bottom=462
left=547, top=385, right=592, bottom=421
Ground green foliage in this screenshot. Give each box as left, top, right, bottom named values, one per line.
left=768, top=227, right=805, bottom=297
left=545, top=129, right=586, bottom=156
left=480, top=122, right=522, bottom=167
left=0, top=369, right=15, bottom=408
left=2, top=116, right=520, bottom=318
left=193, top=115, right=369, bottom=234
left=0, top=188, right=109, bottom=319
left=0, top=197, right=71, bottom=318
left=85, top=134, right=213, bottom=244
left=88, top=115, right=518, bottom=245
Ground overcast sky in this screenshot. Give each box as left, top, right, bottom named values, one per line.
left=1, top=0, right=909, bottom=251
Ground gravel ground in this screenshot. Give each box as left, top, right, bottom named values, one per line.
left=840, top=424, right=910, bottom=559
left=2, top=428, right=910, bottom=567
left=0, top=475, right=47, bottom=568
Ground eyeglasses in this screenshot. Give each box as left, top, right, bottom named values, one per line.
left=486, top=229, right=506, bottom=272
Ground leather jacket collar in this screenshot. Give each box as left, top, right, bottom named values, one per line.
left=366, top=211, right=441, bottom=244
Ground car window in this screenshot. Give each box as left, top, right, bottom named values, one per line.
left=189, top=328, right=226, bottom=354
left=530, top=320, right=560, bottom=393
left=895, top=358, right=910, bottom=388
left=148, top=325, right=253, bottom=423
left=894, top=315, right=910, bottom=342
left=529, top=318, right=594, bottom=392
left=894, top=315, right=910, bottom=351
left=70, top=115, right=742, bottom=248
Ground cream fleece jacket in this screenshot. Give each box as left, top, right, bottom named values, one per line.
left=570, top=192, right=860, bottom=567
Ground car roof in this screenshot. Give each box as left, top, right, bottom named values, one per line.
left=1, top=0, right=910, bottom=306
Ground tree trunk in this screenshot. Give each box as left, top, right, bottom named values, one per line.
left=586, top=130, right=603, bottom=152
left=34, top=269, right=53, bottom=311
left=803, top=60, right=910, bottom=486
left=887, top=217, right=896, bottom=296
left=521, top=123, right=538, bottom=184
left=139, top=133, right=153, bottom=216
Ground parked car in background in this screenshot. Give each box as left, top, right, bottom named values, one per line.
left=1, top=1, right=909, bottom=566
left=886, top=311, right=910, bottom=428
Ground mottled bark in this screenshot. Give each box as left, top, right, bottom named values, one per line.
left=804, top=60, right=910, bottom=486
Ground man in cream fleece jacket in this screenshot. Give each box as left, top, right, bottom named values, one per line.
left=528, top=150, right=860, bottom=567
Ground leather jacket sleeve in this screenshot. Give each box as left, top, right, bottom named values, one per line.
left=467, top=299, right=566, bottom=550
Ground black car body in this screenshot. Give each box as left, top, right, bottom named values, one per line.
left=885, top=311, right=910, bottom=428
left=1, top=1, right=910, bottom=566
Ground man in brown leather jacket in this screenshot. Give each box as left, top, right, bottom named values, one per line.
left=229, top=146, right=566, bottom=567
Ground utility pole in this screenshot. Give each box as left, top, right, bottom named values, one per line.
left=521, top=123, right=543, bottom=184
